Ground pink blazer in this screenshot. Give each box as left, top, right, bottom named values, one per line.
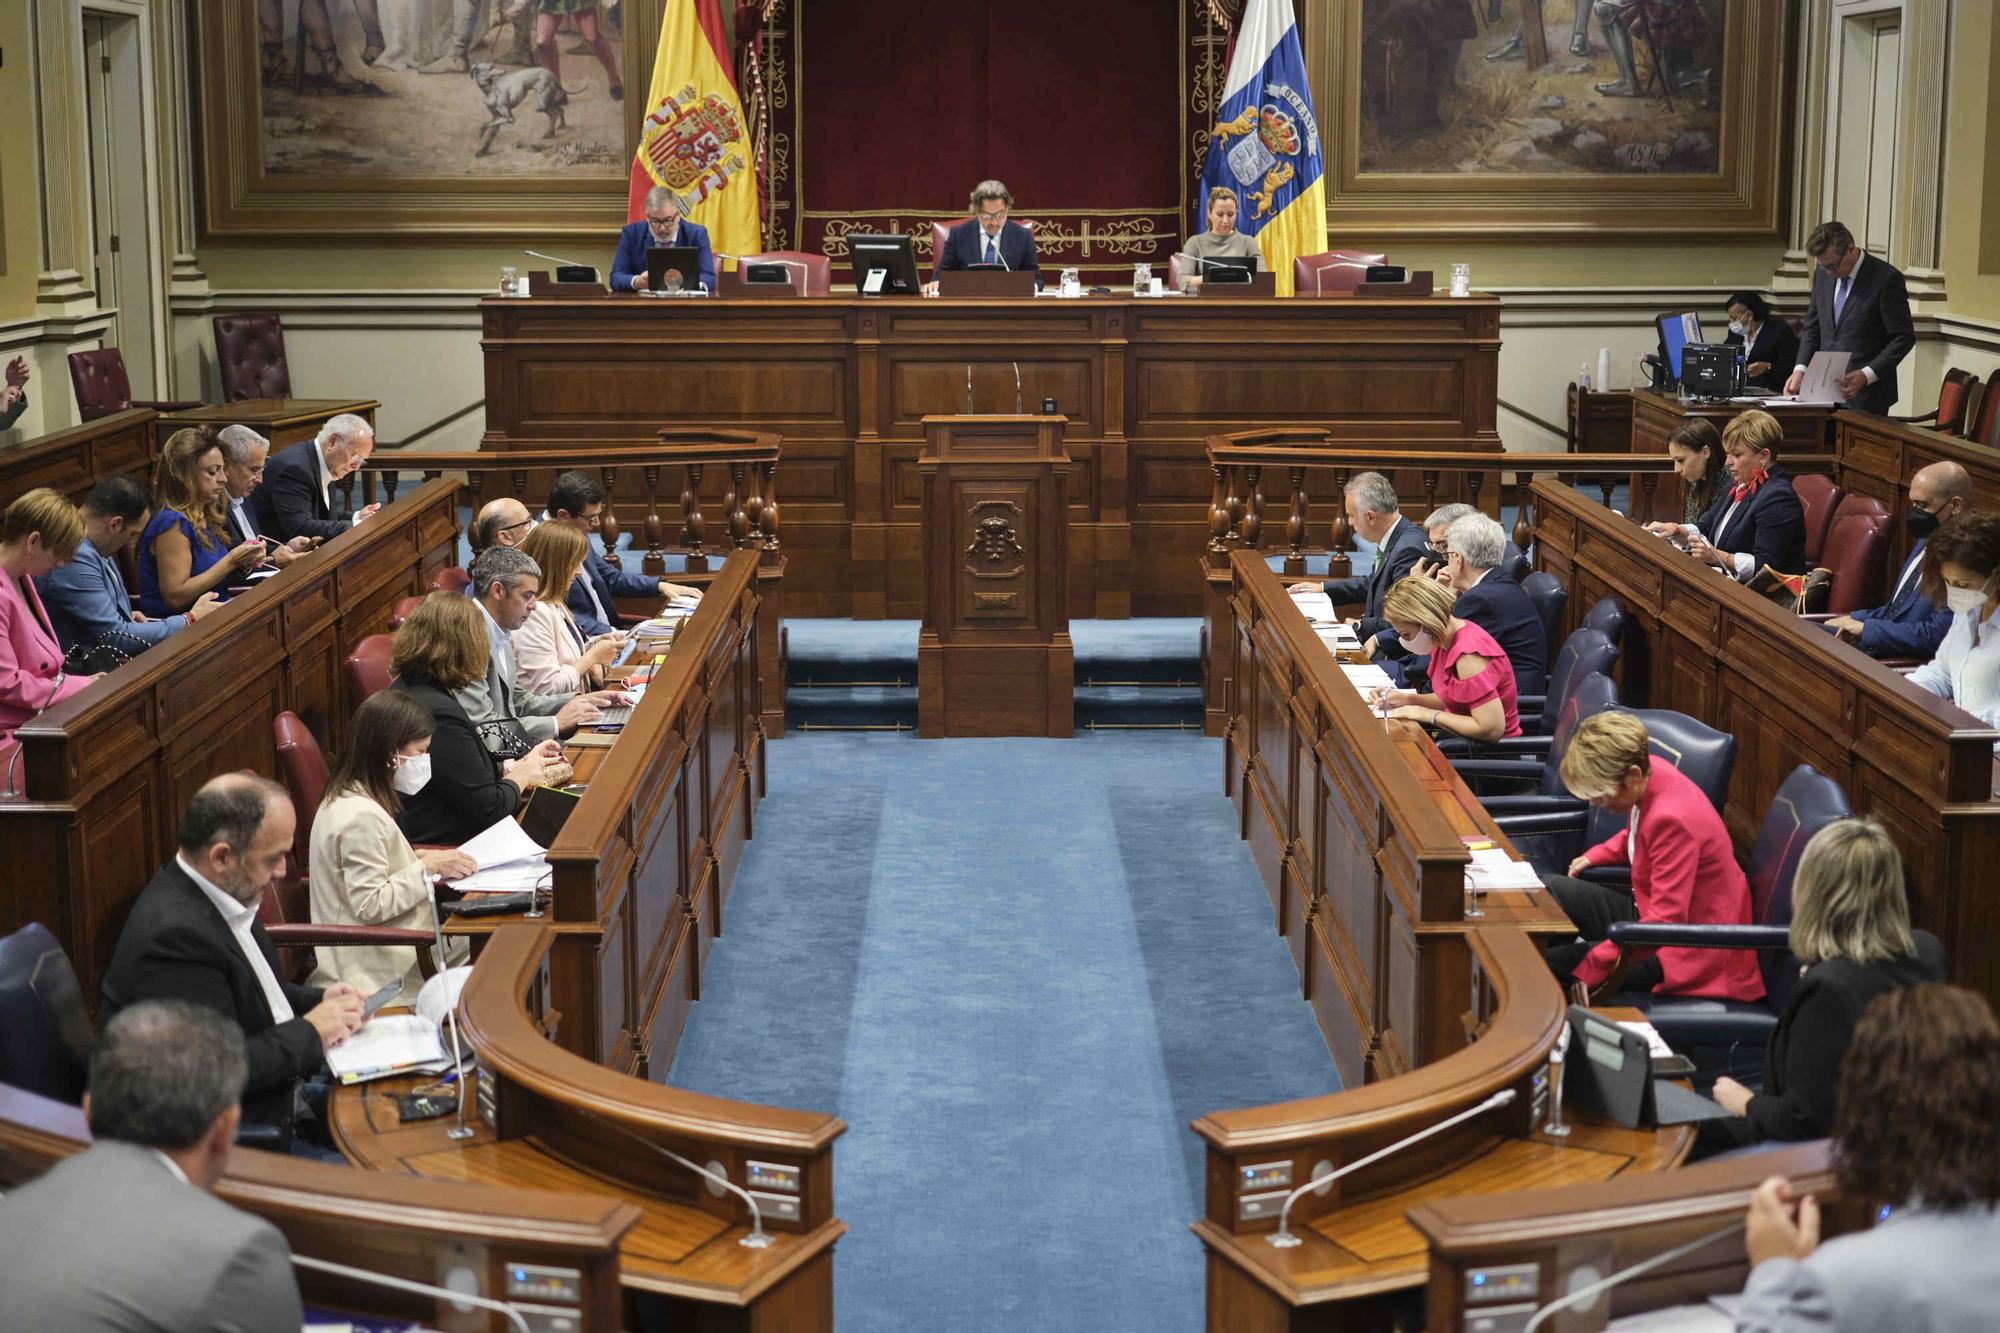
left=1576, top=756, right=1766, bottom=1002
left=0, top=572, right=93, bottom=740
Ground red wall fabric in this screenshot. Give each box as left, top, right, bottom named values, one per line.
left=767, top=0, right=1211, bottom=276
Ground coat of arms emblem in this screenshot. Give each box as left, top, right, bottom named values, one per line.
left=640, top=83, right=747, bottom=207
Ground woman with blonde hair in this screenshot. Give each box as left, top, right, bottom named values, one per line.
left=514, top=521, right=626, bottom=695
left=1177, top=185, right=1263, bottom=292
left=0, top=487, right=97, bottom=739
left=137, top=427, right=263, bottom=616
left=1645, top=408, right=1806, bottom=579
left=1540, top=710, right=1764, bottom=1003
left=1704, top=818, right=1944, bottom=1151
left=1368, top=573, right=1521, bottom=741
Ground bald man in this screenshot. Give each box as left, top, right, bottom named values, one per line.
left=472, top=498, right=534, bottom=553
left=1824, top=460, right=1971, bottom=660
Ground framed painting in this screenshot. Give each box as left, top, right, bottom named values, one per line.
left=197, top=0, right=675, bottom=235
left=1313, top=0, right=1790, bottom=235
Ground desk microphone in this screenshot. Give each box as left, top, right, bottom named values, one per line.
left=1012, top=362, right=1023, bottom=414
left=523, top=249, right=588, bottom=269
left=3, top=669, right=66, bottom=800
left=966, top=364, right=975, bottom=414
left=586, top=1110, right=774, bottom=1248
left=1520, top=1216, right=1744, bottom=1332
left=1266, top=1087, right=1517, bottom=1248
left=292, top=1253, right=532, bottom=1333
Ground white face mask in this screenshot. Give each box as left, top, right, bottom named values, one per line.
left=1727, top=319, right=1747, bottom=336
left=1404, top=630, right=1438, bottom=655
left=1946, top=585, right=1990, bottom=616
left=392, top=753, right=433, bottom=796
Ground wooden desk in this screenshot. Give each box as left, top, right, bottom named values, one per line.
left=0, top=479, right=461, bottom=1009
left=1628, top=389, right=1836, bottom=521
left=1533, top=480, right=2000, bottom=1006
left=478, top=292, right=1503, bottom=617
left=0, top=1082, right=638, bottom=1331
left=156, top=396, right=381, bottom=450
left=0, top=408, right=160, bottom=507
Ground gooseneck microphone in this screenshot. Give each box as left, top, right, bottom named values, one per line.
left=1266, top=1087, right=1518, bottom=1248
left=523, top=249, right=587, bottom=269
left=589, top=1112, right=774, bottom=1248
left=3, top=669, right=67, bottom=800
left=1012, top=362, right=1023, bottom=414
left=966, top=365, right=975, bottom=414
left=291, top=1254, right=532, bottom=1333
left=1520, top=1216, right=1745, bottom=1332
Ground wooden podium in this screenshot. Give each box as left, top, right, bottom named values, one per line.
left=916, top=415, right=1073, bottom=738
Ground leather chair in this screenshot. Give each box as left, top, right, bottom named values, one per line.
left=1516, top=626, right=1620, bottom=736
left=343, top=633, right=395, bottom=705
left=738, top=250, right=832, bottom=296
left=1967, top=376, right=2000, bottom=450
left=1500, top=547, right=1531, bottom=584
left=431, top=566, right=472, bottom=595
left=1962, top=380, right=1989, bottom=446
left=388, top=594, right=425, bottom=629
left=1450, top=670, right=1618, bottom=801
left=1891, top=367, right=1973, bottom=434
left=1791, top=473, right=1843, bottom=565
left=1521, top=571, right=1569, bottom=663
left=1580, top=595, right=1626, bottom=649
left=1607, top=766, right=1852, bottom=1080
left=255, top=874, right=438, bottom=988
left=1292, top=250, right=1387, bottom=296
left=0, top=923, right=93, bottom=1103
left=274, top=712, right=328, bottom=884
left=211, top=312, right=292, bottom=402
left=66, top=348, right=203, bottom=423
left=1812, top=494, right=1892, bottom=615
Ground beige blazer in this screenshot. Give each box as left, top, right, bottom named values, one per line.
left=307, top=787, right=436, bottom=995
left=515, top=597, right=595, bottom=696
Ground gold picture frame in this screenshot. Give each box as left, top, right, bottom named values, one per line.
left=197, top=0, right=672, bottom=236
left=1313, top=0, right=1790, bottom=236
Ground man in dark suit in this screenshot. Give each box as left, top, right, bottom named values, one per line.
left=250, top=413, right=380, bottom=543
left=101, top=775, right=365, bottom=1147
left=1297, top=471, right=1430, bottom=639
left=217, top=424, right=315, bottom=565
left=1439, top=512, right=1548, bottom=695
left=931, top=179, right=1041, bottom=289
left=0, top=1000, right=305, bottom=1330
left=545, top=469, right=702, bottom=638
left=1786, top=220, right=1914, bottom=415
left=1823, top=460, right=1969, bottom=660
left=612, top=186, right=717, bottom=293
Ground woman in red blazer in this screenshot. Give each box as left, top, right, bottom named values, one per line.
left=0, top=488, right=97, bottom=743
left=1541, top=711, right=1765, bottom=1002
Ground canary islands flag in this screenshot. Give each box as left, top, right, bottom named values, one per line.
left=1199, top=0, right=1326, bottom=296
left=628, top=0, right=760, bottom=263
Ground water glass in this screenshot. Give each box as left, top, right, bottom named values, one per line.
left=499, top=265, right=519, bottom=297
left=1133, top=263, right=1153, bottom=296
left=1060, top=267, right=1081, bottom=298
left=1449, top=263, right=1471, bottom=298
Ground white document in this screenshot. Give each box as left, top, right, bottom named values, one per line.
left=451, top=859, right=551, bottom=895
left=457, top=815, right=546, bottom=871
left=1616, top=1018, right=1678, bottom=1061
left=1339, top=662, right=1395, bottom=692
left=323, top=1013, right=448, bottom=1084
left=1606, top=1301, right=1734, bottom=1331
left=1315, top=621, right=1361, bottom=650
left=1464, top=847, right=1544, bottom=892
left=1289, top=588, right=1339, bottom=624
left=1767, top=350, right=1851, bottom=405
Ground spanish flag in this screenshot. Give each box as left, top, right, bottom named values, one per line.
left=627, top=0, right=760, bottom=262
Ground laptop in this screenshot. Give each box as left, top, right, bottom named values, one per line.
left=1564, top=1005, right=1732, bottom=1128
left=646, top=245, right=705, bottom=293
left=517, top=784, right=583, bottom=849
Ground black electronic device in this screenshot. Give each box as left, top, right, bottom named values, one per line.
left=449, top=890, right=542, bottom=917
left=646, top=245, right=705, bottom=293
left=1197, top=255, right=1256, bottom=284
left=1680, top=342, right=1741, bottom=400
left=396, top=1092, right=457, bottom=1123
left=742, top=262, right=792, bottom=285
left=554, top=264, right=599, bottom=284
left=847, top=232, right=923, bottom=296
left=518, top=784, right=582, bottom=848
left=362, top=980, right=402, bottom=1018
left=1564, top=1005, right=1731, bottom=1128
left=1364, top=263, right=1407, bottom=283
left=1040, top=396, right=1057, bottom=414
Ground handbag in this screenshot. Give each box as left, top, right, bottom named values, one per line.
left=62, top=626, right=151, bottom=676
left=475, top=718, right=535, bottom=761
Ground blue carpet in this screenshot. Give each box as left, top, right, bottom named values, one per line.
left=666, top=732, right=1338, bottom=1332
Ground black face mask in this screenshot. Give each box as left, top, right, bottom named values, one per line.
left=1906, top=507, right=1942, bottom=542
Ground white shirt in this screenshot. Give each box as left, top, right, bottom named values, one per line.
left=976, top=224, right=1004, bottom=264
left=1909, top=604, right=2000, bottom=751
left=231, top=495, right=259, bottom=541
left=151, top=1150, right=190, bottom=1186
left=312, top=440, right=335, bottom=511
left=177, top=853, right=295, bottom=1026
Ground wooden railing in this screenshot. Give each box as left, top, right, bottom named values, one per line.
left=356, top=428, right=782, bottom=577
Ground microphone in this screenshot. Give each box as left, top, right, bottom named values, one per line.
left=1012, top=362, right=1023, bottom=414
left=523, top=249, right=587, bottom=268
left=291, top=1254, right=532, bottom=1333
left=1520, top=1216, right=1744, bottom=1332
left=1266, top=1088, right=1517, bottom=1248
left=3, top=669, right=67, bottom=800
left=966, top=364, right=974, bottom=414
left=586, top=1111, right=775, bottom=1248
left=1542, top=1022, right=1573, bottom=1138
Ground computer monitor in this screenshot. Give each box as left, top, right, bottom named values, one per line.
left=647, top=246, right=704, bottom=293
left=1654, top=311, right=1705, bottom=382
left=1193, top=255, right=1256, bottom=284
left=1680, top=343, right=1738, bottom=400
left=847, top=233, right=922, bottom=296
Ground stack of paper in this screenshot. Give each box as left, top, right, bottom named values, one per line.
left=1339, top=662, right=1395, bottom=693
left=451, top=817, right=548, bottom=895
left=1464, top=847, right=1544, bottom=892
left=1314, top=622, right=1362, bottom=651
left=1616, top=1018, right=1677, bottom=1060
left=324, top=1013, right=448, bottom=1084
left=1288, top=588, right=1338, bottom=624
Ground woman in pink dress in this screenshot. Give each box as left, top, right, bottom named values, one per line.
left=1370, top=573, right=1521, bottom=741
left=0, top=488, right=97, bottom=743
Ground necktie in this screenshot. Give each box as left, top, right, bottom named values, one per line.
left=984, top=238, right=998, bottom=266
left=1833, top=274, right=1850, bottom=326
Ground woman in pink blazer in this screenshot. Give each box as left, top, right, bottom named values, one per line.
left=0, top=488, right=97, bottom=742
left=1542, top=710, right=1766, bottom=1002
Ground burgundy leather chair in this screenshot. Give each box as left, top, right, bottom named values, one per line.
left=274, top=711, right=329, bottom=883
left=1791, top=473, right=1843, bottom=565
left=1966, top=377, right=2000, bottom=450
left=1892, top=367, right=1973, bottom=434
left=211, top=312, right=292, bottom=402
left=1815, top=494, right=1892, bottom=615
left=431, top=566, right=472, bottom=594
left=1292, top=249, right=1387, bottom=296
left=66, top=349, right=203, bottom=423
left=739, top=250, right=832, bottom=296
left=343, top=633, right=395, bottom=705
left=255, top=874, right=435, bottom=986
left=387, top=594, right=425, bottom=629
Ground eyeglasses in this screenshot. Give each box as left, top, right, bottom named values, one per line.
left=1426, top=539, right=1449, bottom=554
left=499, top=517, right=534, bottom=534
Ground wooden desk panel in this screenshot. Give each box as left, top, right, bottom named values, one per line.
left=0, top=409, right=160, bottom=508
left=1628, top=389, right=1835, bottom=521
left=156, top=396, right=381, bottom=451
left=1534, top=481, right=2000, bottom=1006
left=480, top=294, right=1503, bottom=617
left=1830, top=409, right=2000, bottom=585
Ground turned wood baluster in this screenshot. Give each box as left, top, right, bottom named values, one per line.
left=510, top=469, right=529, bottom=500
left=337, top=474, right=356, bottom=515
left=1208, top=464, right=1231, bottom=564
left=1224, top=465, right=1244, bottom=544
left=1284, top=467, right=1308, bottom=575
left=361, top=471, right=378, bottom=507
left=756, top=461, right=780, bottom=555
left=1515, top=488, right=1537, bottom=552
left=1597, top=474, right=1616, bottom=509
left=642, top=465, right=666, bottom=573
left=682, top=464, right=708, bottom=572
left=1329, top=468, right=1355, bottom=559
left=382, top=472, right=401, bottom=505
left=728, top=462, right=750, bottom=547
left=744, top=467, right=765, bottom=552
left=1242, top=466, right=1264, bottom=549
left=1466, top=470, right=1486, bottom=516
left=597, top=466, right=623, bottom=567
left=1421, top=469, right=1441, bottom=515
left=1637, top=472, right=1659, bottom=520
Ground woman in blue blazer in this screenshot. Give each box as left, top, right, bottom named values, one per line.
left=1650, top=409, right=1806, bottom=577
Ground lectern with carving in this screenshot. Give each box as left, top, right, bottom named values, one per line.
left=916, top=415, right=1073, bottom=737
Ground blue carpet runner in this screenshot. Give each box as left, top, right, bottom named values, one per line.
left=666, top=731, right=1339, bottom=1332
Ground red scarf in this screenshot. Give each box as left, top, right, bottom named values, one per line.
left=1729, top=467, right=1769, bottom=503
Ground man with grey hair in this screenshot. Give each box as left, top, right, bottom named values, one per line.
left=612, top=184, right=717, bottom=293
left=458, top=544, right=623, bottom=751
left=932, top=179, right=1042, bottom=290
left=1437, top=511, right=1548, bottom=694
left=217, top=423, right=317, bottom=565
left=0, top=1000, right=305, bottom=1329
left=1294, top=471, right=1429, bottom=639
left=472, top=496, right=535, bottom=554
left=103, top=774, right=366, bottom=1148
left=252, top=412, right=381, bottom=543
